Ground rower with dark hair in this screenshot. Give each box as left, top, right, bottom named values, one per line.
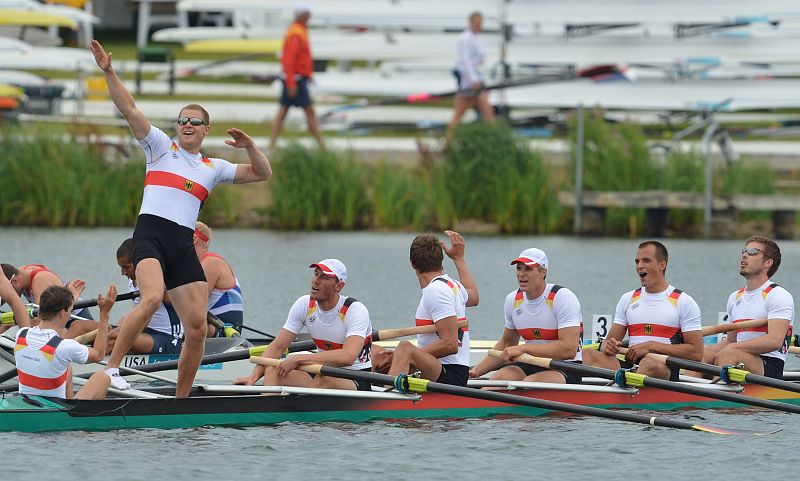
left=14, top=284, right=116, bottom=400
left=109, top=238, right=184, bottom=356
left=234, top=259, right=373, bottom=391
left=193, top=221, right=244, bottom=337
left=583, top=241, right=703, bottom=380
left=1, top=263, right=97, bottom=338
left=371, top=230, right=479, bottom=386
left=91, top=39, right=272, bottom=395
left=690, top=235, right=794, bottom=380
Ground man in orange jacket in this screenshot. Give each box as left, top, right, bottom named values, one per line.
left=270, top=3, right=325, bottom=150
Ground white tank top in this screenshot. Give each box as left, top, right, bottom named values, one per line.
left=614, top=285, right=702, bottom=346
left=138, top=127, right=237, bottom=229
left=726, top=280, right=794, bottom=361
left=503, top=284, right=583, bottom=362
left=284, top=295, right=372, bottom=370
left=415, top=274, right=471, bottom=366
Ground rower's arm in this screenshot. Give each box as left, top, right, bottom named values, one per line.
left=201, top=259, right=220, bottom=297
left=423, top=316, right=460, bottom=358
left=518, top=326, right=581, bottom=360
left=727, top=318, right=791, bottom=355
left=442, top=230, right=479, bottom=306
left=291, top=335, right=365, bottom=367
left=86, top=285, right=116, bottom=363
left=471, top=328, right=519, bottom=377
left=0, top=275, right=29, bottom=328
left=227, top=129, right=272, bottom=184
left=235, top=328, right=295, bottom=384
left=91, top=40, right=151, bottom=140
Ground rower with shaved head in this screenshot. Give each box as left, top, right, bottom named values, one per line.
left=91, top=39, right=272, bottom=396
left=2, top=263, right=97, bottom=338
left=583, top=241, right=703, bottom=380
left=234, top=259, right=373, bottom=390
left=193, top=222, right=244, bottom=337
left=690, top=235, right=793, bottom=379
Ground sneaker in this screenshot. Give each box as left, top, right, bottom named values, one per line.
left=105, top=368, right=130, bottom=390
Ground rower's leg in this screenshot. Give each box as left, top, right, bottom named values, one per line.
left=370, top=344, right=393, bottom=373
left=107, top=259, right=163, bottom=368
left=634, top=357, right=672, bottom=380
left=388, top=340, right=442, bottom=381
left=168, top=280, right=209, bottom=398
left=524, top=370, right=568, bottom=384
left=581, top=349, right=622, bottom=371
left=312, top=375, right=359, bottom=391
left=65, top=319, right=99, bottom=339
left=714, top=345, right=765, bottom=375
left=263, top=367, right=314, bottom=387
left=684, top=343, right=722, bottom=378
left=75, top=371, right=111, bottom=400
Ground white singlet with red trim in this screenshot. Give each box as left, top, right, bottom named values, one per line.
left=138, top=126, right=237, bottom=229
left=726, top=280, right=794, bottom=361
left=14, top=327, right=88, bottom=398
left=614, top=285, right=701, bottom=346
left=415, top=274, right=471, bottom=366
left=283, top=295, right=372, bottom=370
left=503, top=284, right=583, bottom=362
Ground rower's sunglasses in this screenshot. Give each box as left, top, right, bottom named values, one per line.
left=177, top=117, right=207, bottom=126
left=742, top=247, right=767, bottom=257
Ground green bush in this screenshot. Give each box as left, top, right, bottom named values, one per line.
left=269, top=144, right=370, bottom=229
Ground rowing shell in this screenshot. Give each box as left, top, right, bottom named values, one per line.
left=1, top=379, right=797, bottom=433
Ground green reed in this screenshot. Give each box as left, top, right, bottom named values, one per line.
left=269, top=144, right=370, bottom=229
left=444, top=122, right=562, bottom=233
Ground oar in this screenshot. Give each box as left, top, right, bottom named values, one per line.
left=72, top=291, right=140, bottom=310
left=487, top=349, right=800, bottom=414
left=620, top=347, right=800, bottom=395
left=249, top=357, right=777, bottom=436
left=111, top=321, right=468, bottom=376
left=207, top=313, right=254, bottom=347
left=585, top=319, right=770, bottom=350
left=239, top=324, right=276, bottom=340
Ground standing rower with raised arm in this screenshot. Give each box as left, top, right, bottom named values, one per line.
left=90, top=40, right=272, bottom=396
left=234, top=259, right=373, bottom=390
left=470, top=248, right=583, bottom=384
left=371, top=231, right=479, bottom=386
left=193, top=222, right=244, bottom=337
left=690, top=235, right=793, bottom=379
left=582, top=241, right=703, bottom=380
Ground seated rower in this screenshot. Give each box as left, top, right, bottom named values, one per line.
left=14, top=284, right=116, bottom=400
left=109, top=239, right=185, bottom=359
left=234, top=259, right=373, bottom=390
left=470, top=248, right=583, bottom=384
left=1, top=263, right=98, bottom=338
left=371, top=231, right=479, bottom=387
left=193, top=221, right=244, bottom=337
left=582, top=241, right=703, bottom=381
left=690, top=235, right=793, bottom=380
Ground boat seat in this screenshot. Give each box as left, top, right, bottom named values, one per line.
left=204, top=337, right=247, bottom=355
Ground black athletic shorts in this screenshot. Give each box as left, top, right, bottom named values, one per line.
left=760, top=355, right=785, bottom=379
left=511, top=361, right=583, bottom=384
left=132, top=214, right=206, bottom=290
left=435, top=364, right=470, bottom=386
left=354, top=368, right=372, bottom=391
left=620, top=359, right=680, bottom=382
left=279, top=77, right=312, bottom=108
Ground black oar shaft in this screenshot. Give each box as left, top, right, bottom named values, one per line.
left=662, top=355, right=800, bottom=395
left=545, top=357, right=800, bottom=414
left=73, top=291, right=140, bottom=310
left=313, top=365, right=701, bottom=432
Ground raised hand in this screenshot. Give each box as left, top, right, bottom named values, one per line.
left=441, top=230, right=465, bottom=260
left=90, top=39, right=112, bottom=72
left=98, top=284, right=118, bottom=314
left=224, top=128, right=255, bottom=149
left=67, top=279, right=86, bottom=301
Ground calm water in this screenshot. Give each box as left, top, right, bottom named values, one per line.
left=1, top=229, right=798, bottom=480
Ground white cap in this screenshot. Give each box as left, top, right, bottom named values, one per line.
left=294, top=2, right=312, bottom=15
left=309, top=259, right=347, bottom=282
left=510, top=248, right=549, bottom=270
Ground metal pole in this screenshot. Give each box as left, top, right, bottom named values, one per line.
left=574, top=104, right=585, bottom=234
left=701, top=120, right=718, bottom=239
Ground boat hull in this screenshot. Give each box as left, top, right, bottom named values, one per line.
left=2, top=382, right=799, bottom=433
